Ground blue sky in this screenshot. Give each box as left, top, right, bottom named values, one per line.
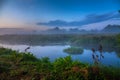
left=0, top=0, right=120, bottom=29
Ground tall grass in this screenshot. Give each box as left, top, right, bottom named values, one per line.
left=0, top=47, right=120, bottom=80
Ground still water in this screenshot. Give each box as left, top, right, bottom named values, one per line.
left=0, top=43, right=120, bottom=66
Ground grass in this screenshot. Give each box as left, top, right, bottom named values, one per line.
left=64, top=47, right=83, bottom=54
left=0, top=47, right=120, bottom=80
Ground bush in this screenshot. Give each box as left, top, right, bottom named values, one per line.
left=0, top=48, right=120, bottom=80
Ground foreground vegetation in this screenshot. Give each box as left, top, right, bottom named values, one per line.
left=64, top=47, right=83, bottom=54
left=0, top=47, right=120, bottom=80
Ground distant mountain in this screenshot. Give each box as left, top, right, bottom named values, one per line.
left=102, top=25, right=120, bottom=33
left=80, top=19, right=120, bottom=30
left=44, top=27, right=68, bottom=34
left=1, top=24, right=120, bottom=35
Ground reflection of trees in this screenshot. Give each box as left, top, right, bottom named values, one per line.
left=91, top=45, right=104, bottom=65
left=115, top=47, right=120, bottom=58
left=73, top=44, right=120, bottom=58
left=115, top=34, right=120, bottom=58
left=72, top=44, right=115, bottom=52
left=116, top=53, right=120, bottom=58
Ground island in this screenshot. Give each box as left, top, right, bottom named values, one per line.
left=64, top=47, right=83, bottom=54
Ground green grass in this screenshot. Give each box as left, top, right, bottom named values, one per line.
left=0, top=47, right=120, bottom=80
left=64, top=47, right=83, bottom=54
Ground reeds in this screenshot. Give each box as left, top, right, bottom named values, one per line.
left=91, top=44, right=104, bottom=65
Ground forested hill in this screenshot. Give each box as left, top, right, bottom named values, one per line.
left=102, top=25, right=120, bottom=32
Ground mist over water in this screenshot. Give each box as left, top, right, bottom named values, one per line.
left=0, top=42, right=120, bottom=67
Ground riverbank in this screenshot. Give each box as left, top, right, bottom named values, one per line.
left=0, top=47, right=120, bottom=80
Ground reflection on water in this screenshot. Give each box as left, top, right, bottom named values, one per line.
left=91, top=45, right=104, bottom=65
left=0, top=43, right=120, bottom=66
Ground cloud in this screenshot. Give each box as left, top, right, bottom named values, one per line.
left=37, top=20, right=69, bottom=26
left=37, top=11, right=120, bottom=27
left=80, top=19, right=120, bottom=30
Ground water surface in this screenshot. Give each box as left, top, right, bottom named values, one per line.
left=0, top=43, right=120, bottom=66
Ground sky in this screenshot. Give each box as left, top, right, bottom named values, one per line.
left=0, top=0, right=120, bottom=30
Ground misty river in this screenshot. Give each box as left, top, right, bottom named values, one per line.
left=0, top=43, right=120, bottom=67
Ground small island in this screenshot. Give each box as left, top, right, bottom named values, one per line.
left=64, top=47, right=83, bottom=54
